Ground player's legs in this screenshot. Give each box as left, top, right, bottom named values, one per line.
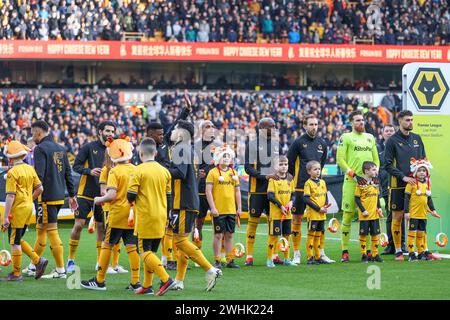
left=7, top=228, right=24, bottom=279
left=212, top=216, right=224, bottom=266
left=193, top=195, right=209, bottom=249
left=138, top=239, right=171, bottom=293
left=291, top=191, right=304, bottom=263
left=281, top=219, right=293, bottom=262
left=68, top=198, right=92, bottom=265
left=123, top=231, right=140, bottom=288
left=33, top=202, right=48, bottom=257
left=224, top=215, right=238, bottom=268
left=162, top=227, right=175, bottom=268
left=245, top=194, right=265, bottom=265
left=359, top=221, right=369, bottom=262
left=172, top=210, right=221, bottom=290
left=341, top=180, right=356, bottom=261
left=95, top=226, right=117, bottom=284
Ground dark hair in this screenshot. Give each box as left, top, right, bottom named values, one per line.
left=397, top=110, right=413, bottom=120
left=31, top=120, right=49, bottom=132
left=98, top=121, right=117, bottom=131
left=349, top=110, right=363, bottom=122
left=362, top=161, right=377, bottom=173
left=139, top=137, right=157, bottom=155
left=383, top=124, right=395, bottom=130
left=302, top=114, right=317, bottom=126
left=177, top=120, right=194, bottom=138
left=147, top=122, right=164, bottom=131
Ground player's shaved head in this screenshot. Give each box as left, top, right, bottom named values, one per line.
left=258, top=117, right=275, bottom=129
left=140, top=138, right=157, bottom=156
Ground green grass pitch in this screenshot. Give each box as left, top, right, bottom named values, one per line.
left=1, top=219, right=449, bottom=300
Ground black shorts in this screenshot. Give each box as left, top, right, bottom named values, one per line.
left=198, top=195, right=210, bottom=219
left=409, top=218, right=427, bottom=232
left=36, top=203, right=61, bottom=224
left=269, top=219, right=292, bottom=236
left=213, top=215, right=236, bottom=234
left=169, top=210, right=196, bottom=235
left=249, top=194, right=270, bottom=218
left=359, top=219, right=381, bottom=236
left=8, top=226, right=27, bottom=245
left=390, top=188, right=405, bottom=211
left=104, top=225, right=137, bottom=246
left=75, top=198, right=104, bottom=223
left=138, top=238, right=161, bottom=253
left=308, top=220, right=325, bottom=232
left=291, top=191, right=305, bottom=216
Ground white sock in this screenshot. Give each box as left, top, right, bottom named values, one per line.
left=56, top=267, right=65, bottom=273
left=320, top=249, right=325, bottom=256
left=174, top=279, right=183, bottom=284
left=29, top=263, right=36, bottom=270
left=395, top=248, right=402, bottom=253
left=246, top=255, right=253, bottom=259
left=207, top=267, right=218, bottom=275
left=294, top=250, right=300, bottom=255
left=161, top=255, right=167, bottom=265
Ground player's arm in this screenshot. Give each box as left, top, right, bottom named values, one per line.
left=127, top=170, right=139, bottom=205
left=287, top=139, right=299, bottom=177
left=371, top=137, right=380, bottom=167
left=169, top=162, right=188, bottom=180
left=418, top=135, right=426, bottom=159
left=336, top=134, right=350, bottom=173
left=303, top=182, right=321, bottom=212
left=235, top=185, right=242, bottom=216
left=321, top=141, right=328, bottom=170
left=354, top=186, right=367, bottom=215
left=3, top=172, right=17, bottom=227
left=205, top=183, right=218, bottom=216
left=33, top=146, right=46, bottom=183
left=267, top=179, right=283, bottom=209
left=97, top=170, right=118, bottom=204
left=244, top=140, right=265, bottom=180
left=162, top=95, right=192, bottom=143
left=166, top=172, right=173, bottom=214
left=404, top=184, right=412, bottom=217
left=33, top=185, right=44, bottom=200
left=72, top=144, right=91, bottom=175
left=63, top=152, right=76, bottom=198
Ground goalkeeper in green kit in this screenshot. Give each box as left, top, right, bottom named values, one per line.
left=337, top=110, right=380, bottom=262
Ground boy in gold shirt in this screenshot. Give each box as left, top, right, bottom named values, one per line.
left=128, top=138, right=176, bottom=296
left=354, top=161, right=384, bottom=263
left=303, top=160, right=330, bottom=265
left=404, top=158, right=440, bottom=262
left=80, top=137, right=140, bottom=291
left=98, top=154, right=126, bottom=274
left=205, top=144, right=242, bottom=269
left=1, top=139, right=48, bottom=281
left=266, top=156, right=296, bottom=268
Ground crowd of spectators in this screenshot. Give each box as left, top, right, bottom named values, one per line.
left=0, top=87, right=399, bottom=167
left=0, top=0, right=449, bottom=45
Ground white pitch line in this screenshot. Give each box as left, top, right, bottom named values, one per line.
left=202, top=227, right=359, bottom=242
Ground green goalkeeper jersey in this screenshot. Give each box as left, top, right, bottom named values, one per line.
left=336, top=131, right=380, bottom=177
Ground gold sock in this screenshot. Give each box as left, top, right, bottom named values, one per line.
left=306, top=231, right=315, bottom=259
left=313, top=231, right=321, bottom=260
left=175, top=235, right=213, bottom=272
left=143, top=251, right=169, bottom=284
left=417, top=231, right=425, bottom=254
left=408, top=230, right=417, bottom=253
left=320, top=232, right=325, bottom=252
left=175, top=247, right=189, bottom=282
left=359, top=234, right=367, bottom=255
left=126, top=245, right=140, bottom=285
left=96, top=241, right=102, bottom=263
left=246, top=216, right=259, bottom=256
left=163, top=229, right=174, bottom=261
left=142, top=256, right=154, bottom=288
left=267, top=235, right=278, bottom=260
left=283, top=235, right=290, bottom=259
left=161, top=235, right=166, bottom=258
left=34, top=226, right=47, bottom=257
left=214, top=255, right=220, bottom=262
left=68, top=239, right=79, bottom=260
left=392, top=220, right=402, bottom=250
left=112, top=241, right=121, bottom=268
left=423, top=231, right=428, bottom=251
left=292, top=222, right=301, bottom=251
left=48, top=228, right=64, bottom=268
left=173, top=239, right=179, bottom=261
left=371, top=235, right=380, bottom=256
left=12, top=249, right=22, bottom=276
left=21, top=240, right=40, bottom=265
left=96, top=244, right=112, bottom=283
